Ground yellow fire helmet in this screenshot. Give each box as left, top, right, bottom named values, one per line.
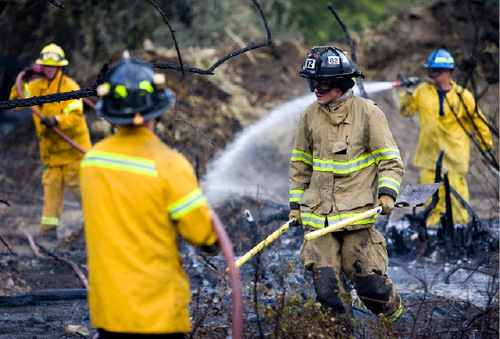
left=35, top=43, right=69, bottom=67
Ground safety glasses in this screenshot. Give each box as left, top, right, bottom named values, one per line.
left=427, top=68, right=446, bottom=78
left=307, top=78, right=336, bottom=94
left=40, top=52, right=64, bottom=62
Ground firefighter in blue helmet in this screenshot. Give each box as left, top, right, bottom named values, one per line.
left=400, top=49, right=493, bottom=226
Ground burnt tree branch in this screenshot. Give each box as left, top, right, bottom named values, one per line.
left=0, top=0, right=9, bottom=16
left=0, top=64, right=108, bottom=111
left=0, top=0, right=272, bottom=111
left=151, top=0, right=273, bottom=75
left=48, top=0, right=64, bottom=9
left=328, top=5, right=368, bottom=99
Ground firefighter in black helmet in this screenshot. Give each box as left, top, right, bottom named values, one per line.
left=81, top=57, right=219, bottom=337
left=289, top=46, right=405, bottom=328
left=95, top=58, right=174, bottom=125
left=299, top=45, right=364, bottom=94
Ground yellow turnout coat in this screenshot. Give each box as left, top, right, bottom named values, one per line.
left=80, top=126, right=217, bottom=333
left=10, top=70, right=91, bottom=165
left=400, top=80, right=493, bottom=225
left=400, top=80, right=492, bottom=174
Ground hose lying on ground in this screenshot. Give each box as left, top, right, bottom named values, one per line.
left=0, top=289, right=87, bottom=307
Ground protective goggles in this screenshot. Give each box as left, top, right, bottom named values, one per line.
left=427, top=68, right=446, bottom=78
left=39, top=51, right=65, bottom=62
left=307, top=78, right=336, bottom=94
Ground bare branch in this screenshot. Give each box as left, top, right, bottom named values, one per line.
left=0, top=87, right=96, bottom=110
left=151, top=0, right=273, bottom=75
left=175, top=118, right=217, bottom=146
left=146, top=0, right=186, bottom=78
left=0, top=1, right=10, bottom=16
left=48, top=0, right=64, bottom=9
left=0, top=64, right=108, bottom=111
left=0, top=1, right=272, bottom=112
left=328, top=5, right=368, bottom=99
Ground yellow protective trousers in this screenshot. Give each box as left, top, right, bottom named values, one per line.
left=40, top=162, right=82, bottom=231
left=300, top=224, right=402, bottom=320
left=419, top=169, right=469, bottom=226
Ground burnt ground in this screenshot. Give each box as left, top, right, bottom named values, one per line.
left=0, top=0, right=499, bottom=338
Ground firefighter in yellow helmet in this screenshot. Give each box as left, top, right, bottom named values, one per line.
left=80, top=58, right=219, bottom=337
left=289, top=46, right=405, bottom=330
left=400, top=49, right=493, bottom=226
left=9, top=43, right=91, bottom=240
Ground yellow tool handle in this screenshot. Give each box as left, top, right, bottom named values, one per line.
left=304, top=207, right=382, bottom=241
left=227, top=219, right=294, bottom=273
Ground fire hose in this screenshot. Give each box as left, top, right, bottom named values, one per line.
left=211, top=212, right=243, bottom=338
left=15, top=69, right=243, bottom=338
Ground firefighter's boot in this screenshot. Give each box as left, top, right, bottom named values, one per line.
left=38, top=224, right=58, bottom=242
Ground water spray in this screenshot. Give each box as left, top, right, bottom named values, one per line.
left=353, top=77, right=420, bottom=96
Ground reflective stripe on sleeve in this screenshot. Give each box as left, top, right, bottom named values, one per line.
left=289, top=189, right=304, bottom=203
left=81, top=150, right=158, bottom=177
left=291, top=149, right=313, bottom=166
left=167, top=188, right=207, bottom=220
left=63, top=99, right=84, bottom=114
left=379, top=176, right=401, bottom=194
left=23, top=84, right=31, bottom=98
left=372, top=147, right=401, bottom=164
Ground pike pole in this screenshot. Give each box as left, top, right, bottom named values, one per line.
left=304, top=207, right=382, bottom=241
left=227, top=218, right=296, bottom=272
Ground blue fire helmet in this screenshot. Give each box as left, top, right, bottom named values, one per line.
left=424, top=49, right=455, bottom=70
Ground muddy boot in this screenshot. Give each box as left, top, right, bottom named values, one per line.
left=37, top=225, right=58, bottom=249
left=55, top=226, right=84, bottom=252
left=38, top=225, right=58, bottom=240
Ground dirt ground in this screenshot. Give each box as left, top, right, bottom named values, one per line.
left=0, top=0, right=498, bottom=337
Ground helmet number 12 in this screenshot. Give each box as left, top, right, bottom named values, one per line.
left=305, top=59, right=316, bottom=69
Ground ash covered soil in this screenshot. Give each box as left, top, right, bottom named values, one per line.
left=0, top=0, right=499, bottom=337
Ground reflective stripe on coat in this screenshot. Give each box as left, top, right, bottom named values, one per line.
left=10, top=70, right=91, bottom=166
left=80, top=126, right=217, bottom=333
left=289, top=91, right=404, bottom=230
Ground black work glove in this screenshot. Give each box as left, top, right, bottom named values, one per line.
left=41, top=116, right=59, bottom=127
left=398, top=73, right=420, bottom=87
left=200, top=241, right=221, bottom=256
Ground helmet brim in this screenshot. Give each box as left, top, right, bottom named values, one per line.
left=299, top=69, right=365, bottom=80
left=97, top=88, right=175, bottom=125
left=35, top=59, right=69, bottom=67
